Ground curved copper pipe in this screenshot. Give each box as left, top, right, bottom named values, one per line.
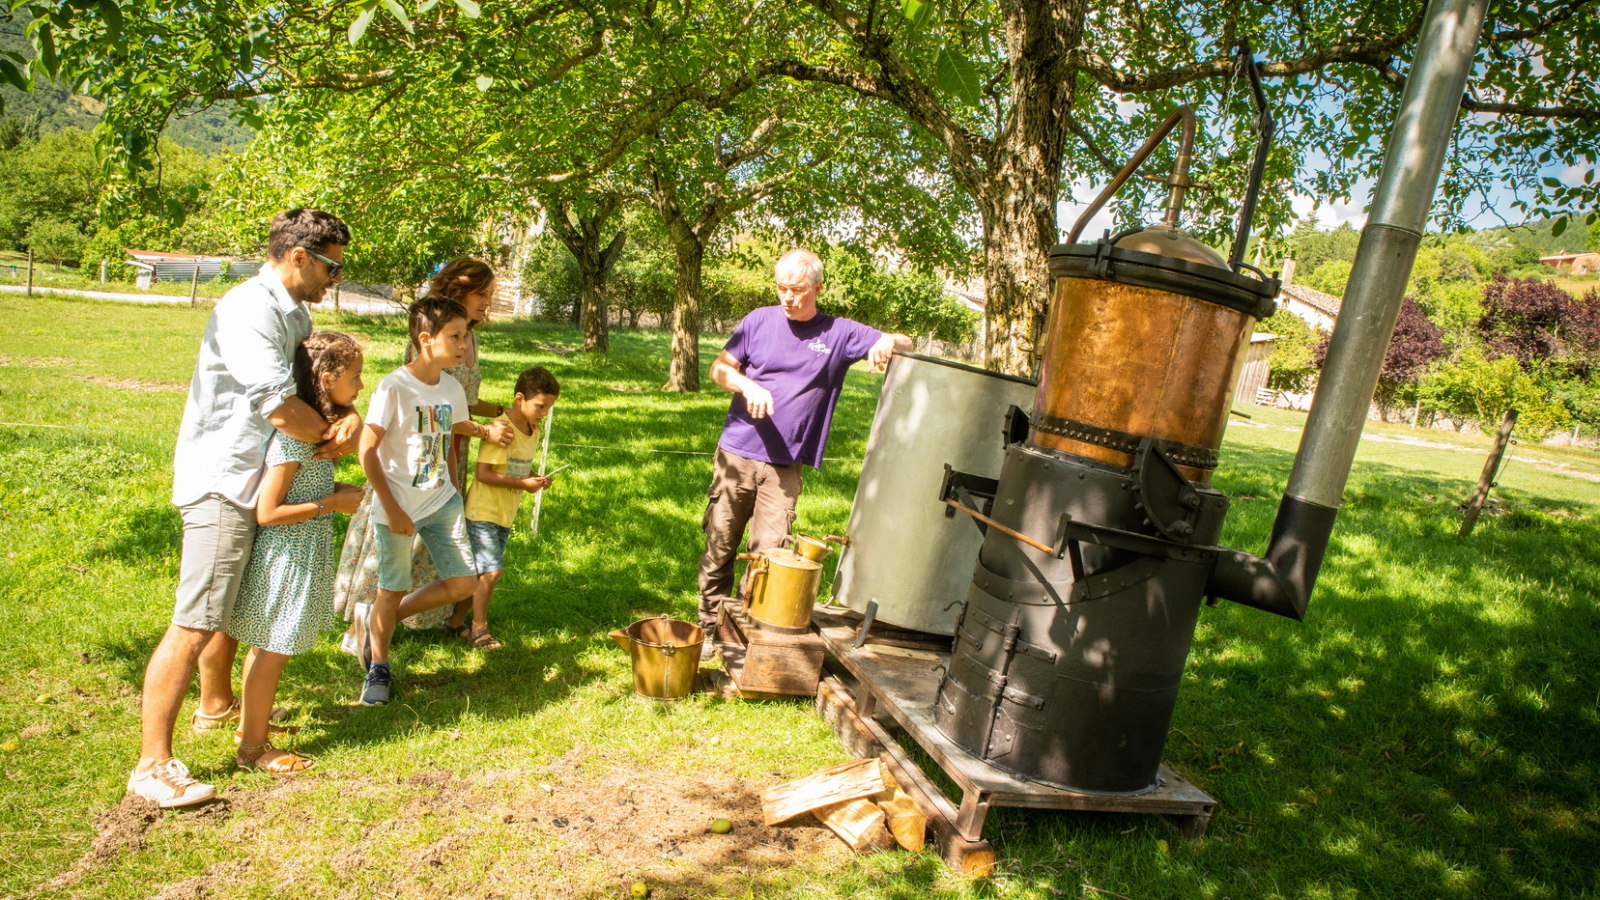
left=1067, top=106, right=1197, bottom=244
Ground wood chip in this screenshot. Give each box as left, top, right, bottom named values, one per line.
left=816, top=797, right=893, bottom=854
left=869, top=763, right=926, bottom=852
left=877, top=792, right=926, bottom=852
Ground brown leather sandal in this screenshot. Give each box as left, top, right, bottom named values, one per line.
left=236, top=742, right=315, bottom=774
left=461, top=624, right=503, bottom=651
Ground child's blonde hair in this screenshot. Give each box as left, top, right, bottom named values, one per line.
left=295, top=332, right=363, bottom=422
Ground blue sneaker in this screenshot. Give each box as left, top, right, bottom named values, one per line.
left=360, top=663, right=392, bottom=706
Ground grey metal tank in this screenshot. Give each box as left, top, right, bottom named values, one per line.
left=833, top=352, right=1036, bottom=635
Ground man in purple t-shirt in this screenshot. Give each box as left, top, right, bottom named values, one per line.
left=697, top=249, right=911, bottom=656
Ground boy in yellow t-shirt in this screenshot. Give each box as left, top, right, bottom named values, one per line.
left=449, top=367, right=561, bottom=650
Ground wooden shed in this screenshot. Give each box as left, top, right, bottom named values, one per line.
left=1233, top=333, right=1278, bottom=406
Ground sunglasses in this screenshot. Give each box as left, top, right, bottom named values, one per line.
left=307, top=249, right=344, bottom=280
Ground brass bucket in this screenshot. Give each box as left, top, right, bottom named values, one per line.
left=746, top=549, right=822, bottom=632
left=608, top=615, right=703, bottom=701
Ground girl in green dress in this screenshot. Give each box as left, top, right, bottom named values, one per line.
left=227, top=332, right=367, bottom=773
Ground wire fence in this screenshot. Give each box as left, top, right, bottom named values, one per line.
left=0, top=421, right=868, bottom=464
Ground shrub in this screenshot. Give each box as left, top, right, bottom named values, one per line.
left=1419, top=348, right=1568, bottom=437
left=1258, top=310, right=1323, bottom=393
left=24, top=218, right=88, bottom=266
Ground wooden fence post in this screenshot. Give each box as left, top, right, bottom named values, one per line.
left=26, top=249, right=33, bottom=297
left=1460, top=408, right=1517, bottom=536
left=190, top=265, right=200, bottom=307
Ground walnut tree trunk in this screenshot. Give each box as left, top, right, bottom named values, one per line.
left=665, top=235, right=705, bottom=392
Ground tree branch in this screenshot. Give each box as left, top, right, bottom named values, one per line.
left=1460, top=96, right=1600, bottom=123
left=1485, top=0, right=1597, bottom=45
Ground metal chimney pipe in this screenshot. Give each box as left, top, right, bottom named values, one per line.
left=1210, top=0, right=1492, bottom=618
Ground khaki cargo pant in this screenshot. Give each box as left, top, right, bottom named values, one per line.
left=697, top=447, right=803, bottom=632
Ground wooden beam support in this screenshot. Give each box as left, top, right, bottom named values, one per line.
left=816, top=676, right=996, bottom=877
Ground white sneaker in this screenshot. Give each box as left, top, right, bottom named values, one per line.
left=127, top=758, right=216, bottom=808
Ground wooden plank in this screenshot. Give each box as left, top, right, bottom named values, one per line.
left=862, top=644, right=942, bottom=662
left=761, top=758, right=885, bottom=826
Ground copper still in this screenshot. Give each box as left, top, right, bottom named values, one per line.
left=932, top=61, right=1303, bottom=793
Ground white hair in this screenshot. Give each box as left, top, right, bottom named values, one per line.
left=775, top=249, right=824, bottom=287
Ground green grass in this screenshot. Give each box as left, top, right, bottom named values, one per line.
left=2, top=294, right=1598, bottom=899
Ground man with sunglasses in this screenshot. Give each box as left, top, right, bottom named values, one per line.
left=129, top=209, right=363, bottom=807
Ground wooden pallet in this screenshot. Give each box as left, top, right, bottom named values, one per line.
left=811, top=610, right=1216, bottom=875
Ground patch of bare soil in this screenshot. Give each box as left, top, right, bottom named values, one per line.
left=380, top=748, right=848, bottom=898
left=65, top=373, right=186, bottom=393
left=0, top=354, right=84, bottom=368
left=24, top=796, right=161, bottom=897
left=114, top=746, right=849, bottom=900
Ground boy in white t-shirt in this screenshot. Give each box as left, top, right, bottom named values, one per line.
left=355, top=295, right=509, bottom=706
left=446, top=366, right=561, bottom=650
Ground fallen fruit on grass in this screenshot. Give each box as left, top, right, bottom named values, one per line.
left=630, top=881, right=649, bottom=897
left=710, top=818, right=733, bottom=834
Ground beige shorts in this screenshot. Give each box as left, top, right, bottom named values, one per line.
left=171, top=495, right=258, bottom=632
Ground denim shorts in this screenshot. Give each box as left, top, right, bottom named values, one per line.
left=374, top=493, right=477, bottom=591
left=466, top=519, right=512, bottom=574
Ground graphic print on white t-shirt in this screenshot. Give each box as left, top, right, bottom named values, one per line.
left=407, top=403, right=454, bottom=488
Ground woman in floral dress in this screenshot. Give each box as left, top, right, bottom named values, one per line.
left=334, top=258, right=513, bottom=637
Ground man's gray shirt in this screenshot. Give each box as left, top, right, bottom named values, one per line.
left=171, top=266, right=312, bottom=509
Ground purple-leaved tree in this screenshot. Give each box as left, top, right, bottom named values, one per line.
left=1316, top=297, right=1445, bottom=420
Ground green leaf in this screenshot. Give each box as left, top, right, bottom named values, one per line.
left=474, top=74, right=493, bottom=91
left=935, top=46, right=981, bottom=107
left=1551, top=216, right=1567, bottom=237
left=1586, top=169, right=1595, bottom=186
left=418, top=0, right=439, bottom=11
left=165, top=199, right=188, bottom=228
left=381, top=0, right=414, bottom=33
left=33, top=22, right=58, bottom=81
left=1541, top=176, right=1562, bottom=188
left=349, top=5, right=378, bottom=44
left=453, top=0, right=482, bottom=17
left=901, top=0, right=933, bottom=30
left=97, top=0, right=124, bottom=44
left=0, top=57, right=27, bottom=92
